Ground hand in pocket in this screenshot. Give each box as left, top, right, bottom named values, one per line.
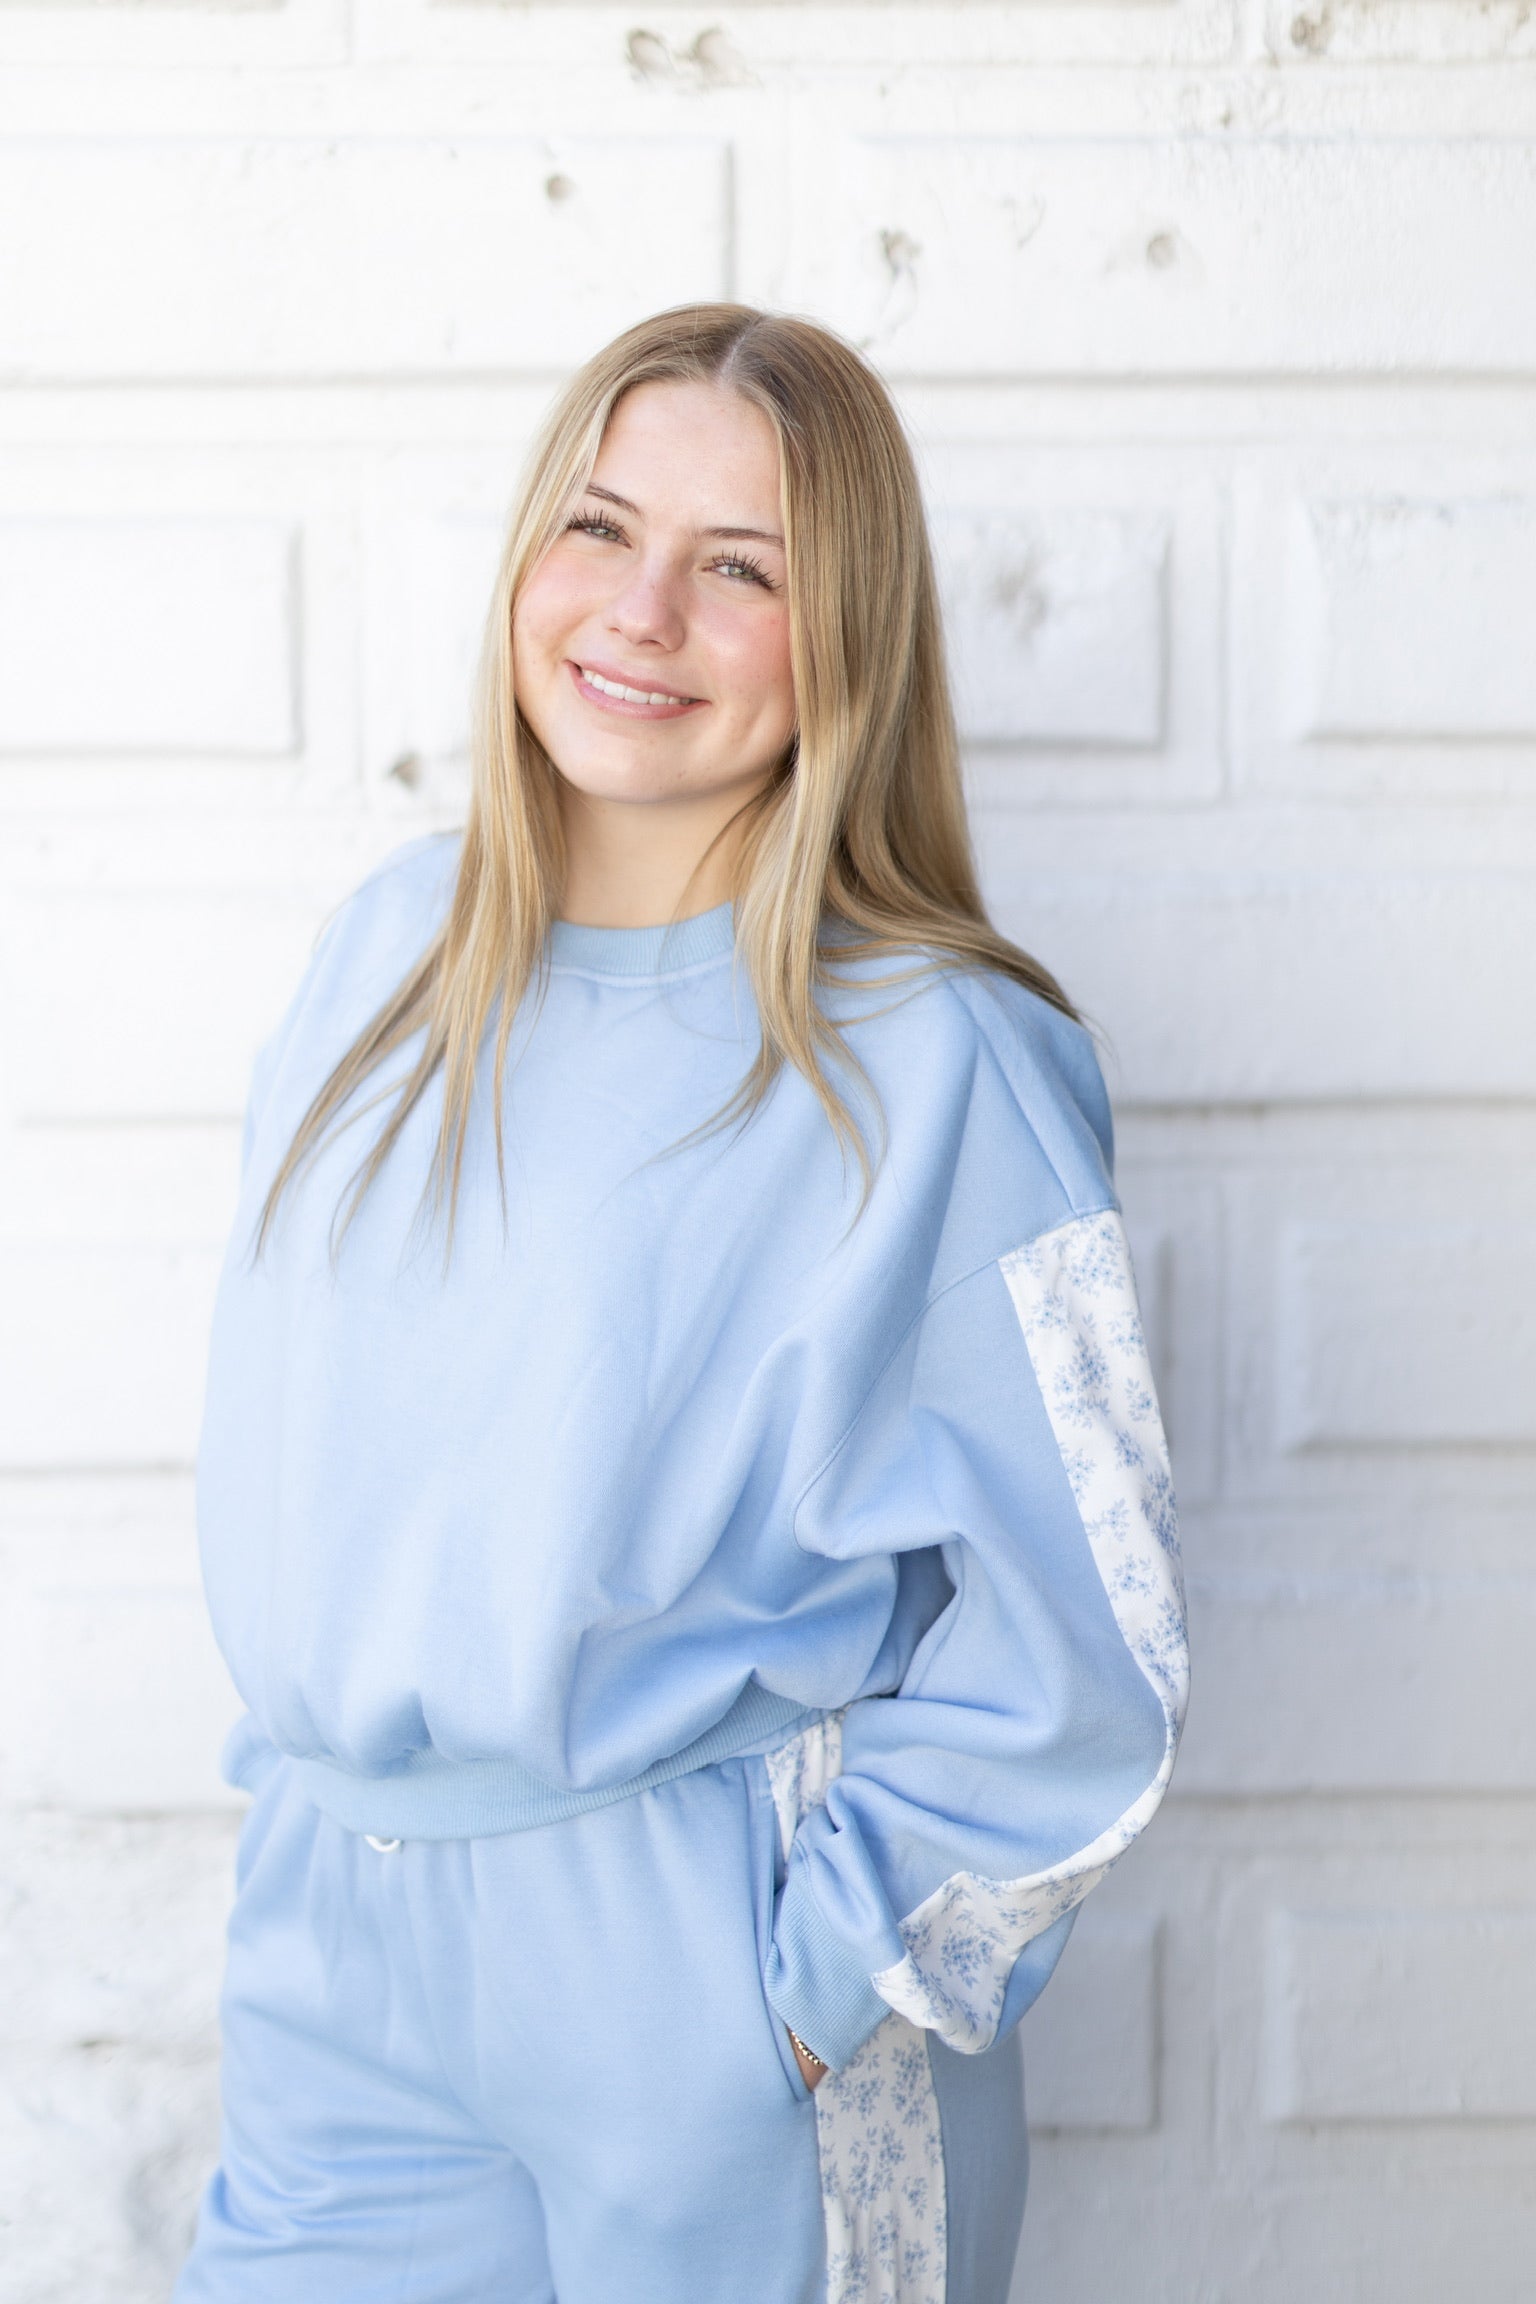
left=786, top=2028, right=828, bottom=2092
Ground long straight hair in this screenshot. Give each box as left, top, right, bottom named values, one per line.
left=255, top=304, right=1075, bottom=1259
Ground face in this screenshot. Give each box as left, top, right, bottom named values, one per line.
left=511, top=379, right=796, bottom=821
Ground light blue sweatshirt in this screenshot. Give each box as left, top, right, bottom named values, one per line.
left=198, top=832, right=1187, bottom=2070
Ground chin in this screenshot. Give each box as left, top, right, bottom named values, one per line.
left=556, top=750, right=698, bottom=805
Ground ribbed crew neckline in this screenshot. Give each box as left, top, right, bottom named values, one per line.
left=548, top=901, right=735, bottom=978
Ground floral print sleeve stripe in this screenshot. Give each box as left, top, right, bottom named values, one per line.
left=868, top=1210, right=1189, bottom=2056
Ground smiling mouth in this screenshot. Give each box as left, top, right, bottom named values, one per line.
left=577, top=663, right=700, bottom=708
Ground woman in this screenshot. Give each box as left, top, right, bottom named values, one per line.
left=177, top=304, right=1187, bottom=2304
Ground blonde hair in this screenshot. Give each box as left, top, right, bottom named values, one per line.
left=256, top=303, right=1075, bottom=1259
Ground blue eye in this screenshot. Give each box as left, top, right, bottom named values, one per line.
left=713, top=553, right=774, bottom=590
left=567, top=512, right=625, bottom=543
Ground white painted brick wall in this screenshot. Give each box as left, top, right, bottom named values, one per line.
left=1, top=8, right=1531, bottom=2298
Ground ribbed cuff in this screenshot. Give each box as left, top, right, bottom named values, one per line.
left=765, top=1877, right=893, bottom=2072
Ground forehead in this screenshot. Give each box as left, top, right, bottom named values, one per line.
left=592, top=379, right=782, bottom=522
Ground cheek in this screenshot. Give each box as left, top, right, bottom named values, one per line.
left=513, top=560, right=586, bottom=676
left=511, top=581, right=577, bottom=747
left=509, top=603, right=544, bottom=695
left=718, top=609, right=795, bottom=729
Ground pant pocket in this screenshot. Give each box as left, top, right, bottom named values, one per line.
left=745, top=1755, right=814, bottom=2107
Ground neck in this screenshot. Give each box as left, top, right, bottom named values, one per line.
left=555, top=775, right=764, bottom=928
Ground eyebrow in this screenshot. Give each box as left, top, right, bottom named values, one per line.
left=583, top=482, right=785, bottom=549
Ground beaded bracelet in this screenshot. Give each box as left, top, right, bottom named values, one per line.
left=787, top=2028, right=828, bottom=2074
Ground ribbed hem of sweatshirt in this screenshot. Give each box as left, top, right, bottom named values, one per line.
left=548, top=902, right=734, bottom=978
left=765, top=1882, right=894, bottom=2072
left=287, top=1683, right=817, bottom=1842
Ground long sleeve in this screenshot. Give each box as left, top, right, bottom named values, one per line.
left=764, top=1200, right=1188, bottom=2068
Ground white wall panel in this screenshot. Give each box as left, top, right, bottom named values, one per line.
left=359, top=0, right=1236, bottom=69
left=977, top=853, right=1536, bottom=1104
left=0, top=0, right=348, bottom=69
left=0, top=519, right=298, bottom=756
left=1277, top=1222, right=1536, bottom=1452
left=0, top=1579, right=241, bottom=1810
left=1235, top=458, right=1536, bottom=798
left=789, top=136, right=1536, bottom=377
left=361, top=473, right=514, bottom=800
left=1178, top=1574, right=1536, bottom=1792
left=0, top=1486, right=241, bottom=1810
left=1224, top=1168, right=1536, bottom=1503
left=936, top=509, right=1167, bottom=747
left=2, top=1126, right=241, bottom=1253
left=9, top=892, right=326, bottom=1120
left=0, top=1476, right=241, bottom=1799
left=1017, top=1804, right=1536, bottom=2304
left=1290, top=496, right=1536, bottom=744
left=1259, top=0, right=1536, bottom=64
left=0, top=137, right=730, bottom=381
left=0, top=446, right=363, bottom=806
left=1266, top=1908, right=1536, bottom=2121
left=0, top=1246, right=221, bottom=1469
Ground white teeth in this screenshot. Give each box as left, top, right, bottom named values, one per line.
left=583, top=666, right=692, bottom=707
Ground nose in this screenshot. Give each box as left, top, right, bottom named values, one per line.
left=606, top=551, right=686, bottom=654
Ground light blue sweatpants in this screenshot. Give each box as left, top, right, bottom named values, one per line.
left=176, top=1744, right=1027, bottom=2303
